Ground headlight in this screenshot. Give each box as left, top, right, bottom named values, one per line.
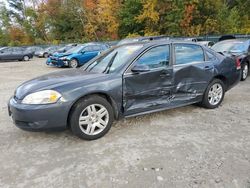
left=59, top=57, right=68, bottom=60
left=22, top=90, right=63, bottom=104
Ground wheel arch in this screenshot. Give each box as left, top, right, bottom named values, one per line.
left=213, top=75, right=228, bottom=90
left=70, top=57, right=79, bottom=62
left=67, top=92, right=120, bottom=128
left=242, top=58, right=249, bottom=67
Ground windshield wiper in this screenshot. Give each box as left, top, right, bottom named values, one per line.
left=103, top=52, right=118, bottom=74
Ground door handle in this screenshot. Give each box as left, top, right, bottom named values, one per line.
left=160, top=70, right=171, bottom=77
left=204, top=66, right=213, bottom=70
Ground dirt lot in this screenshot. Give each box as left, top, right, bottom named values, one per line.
left=0, top=58, right=249, bottom=188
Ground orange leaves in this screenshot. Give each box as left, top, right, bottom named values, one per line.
left=180, top=2, right=200, bottom=36
left=84, top=0, right=98, bottom=10
left=9, top=26, right=32, bottom=45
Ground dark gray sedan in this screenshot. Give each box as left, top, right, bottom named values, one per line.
left=8, top=41, right=241, bottom=140
left=0, top=47, right=33, bottom=61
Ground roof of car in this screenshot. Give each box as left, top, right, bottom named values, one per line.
left=118, top=39, right=199, bottom=47
left=216, top=39, right=250, bottom=43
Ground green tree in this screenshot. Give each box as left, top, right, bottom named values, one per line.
left=118, top=0, right=145, bottom=38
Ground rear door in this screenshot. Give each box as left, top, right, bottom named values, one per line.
left=172, top=43, right=214, bottom=103
left=123, top=45, right=174, bottom=116
left=11, top=47, right=23, bottom=60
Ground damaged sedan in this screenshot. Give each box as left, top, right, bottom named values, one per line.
left=8, top=41, right=241, bottom=140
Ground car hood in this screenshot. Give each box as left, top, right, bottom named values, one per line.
left=51, top=53, right=73, bottom=58
left=15, top=69, right=106, bottom=100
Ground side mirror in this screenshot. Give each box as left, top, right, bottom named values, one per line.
left=81, top=51, right=85, bottom=54
left=131, top=64, right=150, bottom=73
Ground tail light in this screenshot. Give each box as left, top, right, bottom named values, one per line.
left=235, top=58, right=241, bottom=70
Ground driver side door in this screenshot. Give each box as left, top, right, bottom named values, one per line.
left=123, top=45, right=174, bottom=116
left=80, top=46, right=98, bottom=65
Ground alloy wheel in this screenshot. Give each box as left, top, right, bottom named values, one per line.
left=242, top=64, right=248, bottom=80
left=23, top=56, right=29, bottom=61
left=70, top=59, right=78, bottom=68
left=78, top=104, right=109, bottom=136
left=208, top=83, right=223, bottom=106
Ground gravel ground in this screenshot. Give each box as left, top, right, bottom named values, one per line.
left=0, top=58, right=249, bottom=188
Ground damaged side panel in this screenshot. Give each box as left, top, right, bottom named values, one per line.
left=173, top=62, right=214, bottom=104
left=123, top=68, right=174, bottom=116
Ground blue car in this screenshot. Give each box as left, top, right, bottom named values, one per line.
left=46, top=43, right=109, bottom=68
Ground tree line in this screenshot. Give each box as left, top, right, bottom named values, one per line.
left=0, top=0, right=249, bottom=46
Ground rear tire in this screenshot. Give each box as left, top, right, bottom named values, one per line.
left=241, top=62, right=248, bottom=81
left=201, top=79, right=225, bottom=109
left=69, top=95, right=114, bottom=140
left=23, top=55, right=30, bottom=61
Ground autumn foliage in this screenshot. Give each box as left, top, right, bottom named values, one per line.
left=0, top=0, right=249, bottom=45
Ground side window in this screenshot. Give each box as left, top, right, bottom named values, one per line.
left=92, top=45, right=102, bottom=51
left=101, top=45, right=107, bottom=50
left=84, top=46, right=93, bottom=52
left=174, top=44, right=204, bottom=65
left=135, top=45, right=170, bottom=69
left=3, top=48, right=12, bottom=53
left=206, top=51, right=217, bottom=61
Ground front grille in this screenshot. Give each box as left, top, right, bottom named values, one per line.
left=50, top=57, right=58, bottom=60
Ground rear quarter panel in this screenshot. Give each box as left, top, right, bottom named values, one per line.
left=214, top=54, right=241, bottom=90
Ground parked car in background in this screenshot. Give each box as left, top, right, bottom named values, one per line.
left=34, top=46, right=61, bottom=58
left=105, top=41, right=119, bottom=47
left=219, top=35, right=236, bottom=41
left=51, top=43, right=78, bottom=55
left=211, top=39, right=250, bottom=81
left=174, top=37, right=202, bottom=42
left=0, top=47, right=33, bottom=61
left=9, top=41, right=241, bottom=140
left=24, top=46, right=44, bottom=55
left=197, top=41, right=215, bottom=48
left=117, top=35, right=169, bottom=45
left=46, top=43, right=109, bottom=68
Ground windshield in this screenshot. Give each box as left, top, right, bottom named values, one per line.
left=212, top=41, right=247, bottom=53
left=66, top=45, right=84, bottom=53
left=83, top=45, right=143, bottom=74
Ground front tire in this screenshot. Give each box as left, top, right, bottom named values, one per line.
left=69, top=95, right=114, bottom=140
left=43, top=53, right=49, bottom=58
left=23, top=55, right=30, bottom=61
left=241, top=63, right=248, bottom=81
left=201, top=79, right=225, bottom=109
left=69, top=59, right=79, bottom=68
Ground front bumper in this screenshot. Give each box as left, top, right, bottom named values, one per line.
left=46, top=58, right=69, bottom=67
left=34, top=53, right=44, bottom=58
left=8, top=97, right=72, bottom=131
